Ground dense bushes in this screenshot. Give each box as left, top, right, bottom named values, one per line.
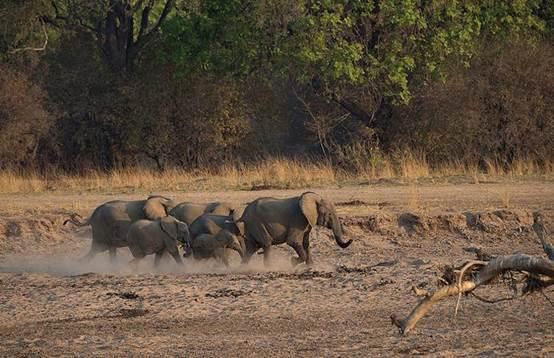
left=0, top=63, right=53, bottom=169
left=384, top=41, right=554, bottom=167
left=0, top=1, right=553, bottom=174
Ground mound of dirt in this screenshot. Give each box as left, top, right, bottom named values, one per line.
left=0, top=211, right=83, bottom=257
left=341, top=213, right=394, bottom=232
left=398, top=209, right=534, bottom=236
left=343, top=209, right=536, bottom=238
left=464, top=209, right=533, bottom=233
left=397, top=212, right=469, bottom=235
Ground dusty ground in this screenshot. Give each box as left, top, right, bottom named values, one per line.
left=1, top=182, right=553, bottom=357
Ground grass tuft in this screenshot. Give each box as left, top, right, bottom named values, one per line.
left=0, top=155, right=552, bottom=194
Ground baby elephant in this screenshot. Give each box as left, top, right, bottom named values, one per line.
left=127, top=216, right=190, bottom=267
left=191, top=230, right=244, bottom=267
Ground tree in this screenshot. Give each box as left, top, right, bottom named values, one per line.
left=0, top=0, right=50, bottom=57
left=162, top=0, right=546, bottom=127
left=42, top=0, right=176, bottom=74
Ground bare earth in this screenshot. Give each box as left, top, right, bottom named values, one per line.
left=1, top=182, right=553, bottom=357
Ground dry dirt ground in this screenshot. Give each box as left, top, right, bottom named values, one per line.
left=1, top=182, right=553, bottom=357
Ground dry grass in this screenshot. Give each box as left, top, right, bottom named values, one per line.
left=406, top=184, right=422, bottom=212
left=0, top=156, right=552, bottom=194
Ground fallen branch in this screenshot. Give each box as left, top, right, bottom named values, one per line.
left=454, top=260, right=487, bottom=317
left=469, top=292, right=517, bottom=304
left=391, top=212, right=554, bottom=335
left=391, top=254, right=554, bottom=335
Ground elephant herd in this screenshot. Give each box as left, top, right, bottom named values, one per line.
left=65, top=192, right=353, bottom=268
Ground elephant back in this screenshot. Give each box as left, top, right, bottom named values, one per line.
left=189, top=214, right=240, bottom=239
left=206, top=202, right=236, bottom=216
left=169, top=203, right=206, bottom=225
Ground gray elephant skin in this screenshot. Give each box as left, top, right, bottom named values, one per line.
left=127, top=216, right=190, bottom=267
left=168, top=202, right=237, bottom=225
left=189, top=231, right=244, bottom=267
left=236, top=192, right=352, bottom=265
left=187, top=211, right=245, bottom=256
left=65, top=195, right=178, bottom=262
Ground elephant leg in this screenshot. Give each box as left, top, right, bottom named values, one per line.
left=212, top=248, right=229, bottom=267
left=241, top=238, right=260, bottom=264
left=129, top=257, right=143, bottom=268
left=79, top=240, right=106, bottom=263
left=262, top=245, right=274, bottom=267
left=287, top=234, right=307, bottom=266
left=168, top=247, right=183, bottom=265
left=154, top=251, right=164, bottom=267
left=303, top=231, right=313, bottom=266
left=109, top=247, right=117, bottom=263
left=221, top=251, right=230, bottom=267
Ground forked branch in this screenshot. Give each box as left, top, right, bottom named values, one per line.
left=391, top=254, right=554, bottom=335
left=9, top=18, right=48, bottom=54
left=391, top=212, right=554, bottom=335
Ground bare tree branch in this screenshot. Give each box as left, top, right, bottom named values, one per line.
left=454, top=260, right=487, bottom=317
left=9, top=18, right=48, bottom=54
left=533, top=212, right=554, bottom=261
left=391, top=254, right=554, bottom=335
left=132, top=0, right=147, bottom=13
left=141, top=0, right=174, bottom=41
left=137, top=4, right=152, bottom=42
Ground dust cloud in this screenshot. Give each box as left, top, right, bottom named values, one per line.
left=0, top=245, right=328, bottom=276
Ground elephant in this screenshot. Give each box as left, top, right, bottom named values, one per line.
left=187, top=211, right=246, bottom=257
left=127, top=216, right=190, bottom=267
left=236, top=192, right=353, bottom=266
left=189, top=231, right=244, bottom=267
left=64, top=195, right=178, bottom=262
left=168, top=201, right=238, bottom=225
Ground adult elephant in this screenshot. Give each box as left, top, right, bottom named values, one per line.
left=169, top=202, right=238, bottom=225
left=236, top=192, right=352, bottom=266
left=65, top=195, right=178, bottom=262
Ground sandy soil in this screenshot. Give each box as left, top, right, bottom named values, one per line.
left=1, top=182, right=553, bottom=357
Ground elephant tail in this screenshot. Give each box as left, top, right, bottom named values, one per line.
left=63, top=213, right=90, bottom=227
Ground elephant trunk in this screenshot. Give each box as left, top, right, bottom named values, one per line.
left=331, top=212, right=352, bottom=249
left=231, top=238, right=245, bottom=258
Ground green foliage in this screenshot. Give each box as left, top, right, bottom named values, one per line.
left=384, top=40, right=554, bottom=165
left=1, top=0, right=553, bottom=171
left=162, top=0, right=546, bottom=106
left=162, top=1, right=260, bottom=76
left=0, top=0, right=50, bottom=56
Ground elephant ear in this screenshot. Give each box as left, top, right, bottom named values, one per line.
left=299, top=192, right=320, bottom=228
left=176, top=221, right=190, bottom=244
left=144, top=196, right=169, bottom=220
left=231, top=206, right=246, bottom=236
left=230, top=235, right=244, bottom=256
left=160, top=216, right=178, bottom=240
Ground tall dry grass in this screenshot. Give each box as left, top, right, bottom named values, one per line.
left=0, top=156, right=552, bottom=194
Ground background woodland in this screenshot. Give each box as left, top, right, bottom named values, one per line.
left=1, top=0, right=553, bottom=176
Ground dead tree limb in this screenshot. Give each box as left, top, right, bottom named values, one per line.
left=391, top=254, right=554, bottom=335
left=392, top=212, right=554, bottom=335
left=9, top=18, right=48, bottom=54
left=533, top=212, right=554, bottom=261
left=454, top=260, right=487, bottom=317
